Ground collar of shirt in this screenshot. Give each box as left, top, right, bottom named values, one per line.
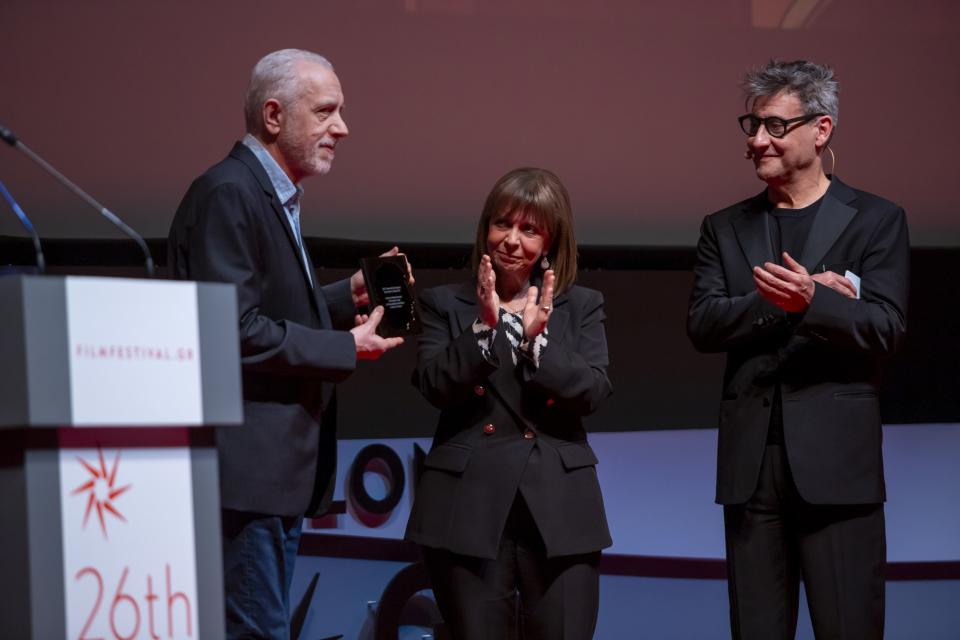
left=241, top=134, right=313, bottom=287
left=241, top=134, right=304, bottom=209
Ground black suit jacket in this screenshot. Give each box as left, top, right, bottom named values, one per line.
left=168, top=142, right=357, bottom=517
left=405, top=281, right=613, bottom=559
left=688, top=177, right=909, bottom=506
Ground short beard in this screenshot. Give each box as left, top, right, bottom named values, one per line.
left=307, top=156, right=332, bottom=175
left=278, top=131, right=333, bottom=179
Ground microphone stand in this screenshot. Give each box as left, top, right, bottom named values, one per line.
left=0, top=179, right=45, bottom=273
left=0, top=124, right=154, bottom=277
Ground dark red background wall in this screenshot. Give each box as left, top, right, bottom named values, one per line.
left=2, top=0, right=958, bottom=245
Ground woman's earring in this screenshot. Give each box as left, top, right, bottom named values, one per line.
left=540, top=255, right=550, bottom=270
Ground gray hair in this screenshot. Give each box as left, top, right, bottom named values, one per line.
left=244, top=49, right=333, bottom=135
left=742, top=59, right=839, bottom=126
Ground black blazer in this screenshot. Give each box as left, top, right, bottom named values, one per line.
left=168, top=142, right=357, bottom=517
left=405, top=281, right=613, bottom=559
left=688, top=177, right=909, bottom=506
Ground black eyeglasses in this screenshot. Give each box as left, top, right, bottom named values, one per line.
left=738, top=113, right=825, bottom=138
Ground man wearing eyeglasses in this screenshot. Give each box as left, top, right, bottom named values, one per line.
left=687, top=59, right=909, bottom=639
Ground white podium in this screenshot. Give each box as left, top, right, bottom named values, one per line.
left=0, top=275, right=242, bottom=639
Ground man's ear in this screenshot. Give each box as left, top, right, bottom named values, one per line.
left=815, top=115, right=834, bottom=150
left=262, top=99, right=283, bottom=137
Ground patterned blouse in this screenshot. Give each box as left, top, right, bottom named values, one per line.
left=472, top=308, right=548, bottom=368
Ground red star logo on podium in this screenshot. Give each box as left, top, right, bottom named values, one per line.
left=71, top=448, right=132, bottom=539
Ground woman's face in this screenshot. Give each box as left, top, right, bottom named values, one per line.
left=486, top=210, right=550, bottom=281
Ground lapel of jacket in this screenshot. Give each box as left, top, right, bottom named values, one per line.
left=451, top=281, right=571, bottom=429
left=798, top=177, right=858, bottom=272
left=545, top=295, right=569, bottom=346
left=450, top=284, right=519, bottom=414
left=450, top=283, right=516, bottom=380
left=731, top=192, right=776, bottom=270
left=231, top=143, right=323, bottom=319
left=304, top=244, right=334, bottom=328
left=452, top=281, right=479, bottom=335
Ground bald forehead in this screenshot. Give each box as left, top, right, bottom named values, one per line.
left=292, top=60, right=343, bottom=102
left=295, top=59, right=337, bottom=82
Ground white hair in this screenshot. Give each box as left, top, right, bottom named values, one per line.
left=244, top=49, right=333, bottom=135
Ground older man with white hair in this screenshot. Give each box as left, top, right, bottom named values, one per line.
left=168, top=49, right=406, bottom=638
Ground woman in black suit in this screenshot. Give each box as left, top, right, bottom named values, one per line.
left=406, top=167, right=612, bottom=640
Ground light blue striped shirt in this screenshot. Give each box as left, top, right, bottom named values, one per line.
left=241, top=134, right=313, bottom=287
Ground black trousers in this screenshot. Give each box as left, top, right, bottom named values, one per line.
left=724, top=443, right=886, bottom=640
left=422, top=493, right=601, bottom=640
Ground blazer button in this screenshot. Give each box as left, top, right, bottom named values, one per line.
left=523, top=429, right=536, bottom=440
left=483, top=423, right=496, bottom=435
left=474, top=384, right=486, bottom=397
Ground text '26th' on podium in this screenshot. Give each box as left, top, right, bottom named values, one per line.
left=0, top=275, right=242, bottom=640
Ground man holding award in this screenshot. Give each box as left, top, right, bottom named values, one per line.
left=167, top=49, right=415, bottom=638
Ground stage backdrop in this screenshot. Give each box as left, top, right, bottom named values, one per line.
left=1, top=0, right=959, bottom=245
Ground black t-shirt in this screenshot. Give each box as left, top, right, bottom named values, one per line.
left=766, top=196, right=822, bottom=445
left=768, top=197, right=821, bottom=264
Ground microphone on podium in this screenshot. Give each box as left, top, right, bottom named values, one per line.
left=0, top=125, right=17, bottom=146
left=0, top=179, right=46, bottom=273
left=0, top=123, right=155, bottom=277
